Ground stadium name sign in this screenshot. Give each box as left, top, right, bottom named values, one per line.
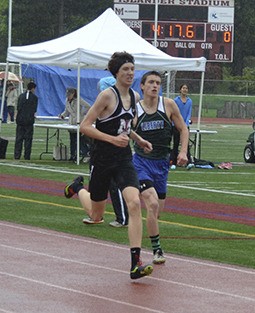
left=115, top=0, right=234, bottom=6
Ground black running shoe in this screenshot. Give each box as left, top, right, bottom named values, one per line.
left=130, top=264, right=153, bottom=280
left=64, top=176, right=84, bottom=198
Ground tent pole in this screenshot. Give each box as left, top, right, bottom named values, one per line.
left=18, top=63, right=23, bottom=94
left=0, top=62, right=10, bottom=134
left=76, top=63, right=81, bottom=165
left=8, top=0, right=12, bottom=48
left=153, top=0, right=158, bottom=47
left=0, top=1, right=12, bottom=133
left=195, top=70, right=205, bottom=159
left=166, top=71, right=170, bottom=98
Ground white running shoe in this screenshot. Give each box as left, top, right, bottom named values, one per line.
left=186, top=163, right=195, bottom=170
left=109, top=220, right=127, bottom=228
left=153, top=249, right=166, bottom=264
left=82, top=217, right=104, bottom=224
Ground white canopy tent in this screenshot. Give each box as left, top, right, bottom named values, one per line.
left=2, top=8, right=206, bottom=162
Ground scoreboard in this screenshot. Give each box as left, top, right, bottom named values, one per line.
left=114, top=0, right=234, bottom=62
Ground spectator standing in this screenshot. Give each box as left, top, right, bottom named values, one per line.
left=133, top=71, right=189, bottom=264
left=6, top=81, right=18, bottom=123
left=59, top=87, right=91, bottom=162
left=14, top=82, right=38, bottom=160
left=0, top=79, right=8, bottom=123
left=97, top=76, right=116, bottom=92
left=171, top=84, right=193, bottom=169
left=108, top=177, right=129, bottom=227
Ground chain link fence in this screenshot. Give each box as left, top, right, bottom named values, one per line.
left=161, top=73, right=255, bottom=119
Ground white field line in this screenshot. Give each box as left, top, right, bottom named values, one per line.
left=167, top=183, right=255, bottom=197
left=1, top=162, right=255, bottom=198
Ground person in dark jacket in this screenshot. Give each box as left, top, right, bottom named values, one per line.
left=14, top=82, right=38, bottom=160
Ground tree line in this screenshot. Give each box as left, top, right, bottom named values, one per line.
left=0, top=0, right=254, bottom=78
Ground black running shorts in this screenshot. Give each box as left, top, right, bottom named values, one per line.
left=89, top=159, right=140, bottom=202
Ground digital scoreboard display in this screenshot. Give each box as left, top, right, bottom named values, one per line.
left=114, top=0, right=234, bottom=62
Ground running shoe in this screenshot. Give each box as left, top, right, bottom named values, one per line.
left=130, top=264, right=153, bottom=280
left=82, top=217, right=104, bottom=224
left=82, top=156, right=90, bottom=163
left=153, top=249, right=166, bottom=264
left=64, top=176, right=84, bottom=198
left=109, top=221, right=128, bottom=228
left=186, top=163, right=195, bottom=170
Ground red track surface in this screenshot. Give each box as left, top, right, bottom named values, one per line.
left=1, top=221, right=254, bottom=313
left=1, top=173, right=255, bottom=226
left=1, top=139, right=255, bottom=313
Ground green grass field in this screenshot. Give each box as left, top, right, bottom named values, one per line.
left=0, top=121, right=254, bottom=269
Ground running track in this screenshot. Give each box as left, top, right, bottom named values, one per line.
left=1, top=173, right=255, bottom=226
left=1, top=221, right=254, bottom=313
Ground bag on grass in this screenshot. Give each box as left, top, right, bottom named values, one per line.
left=53, top=143, right=69, bottom=161
left=0, top=137, right=9, bottom=159
left=194, top=157, right=215, bottom=169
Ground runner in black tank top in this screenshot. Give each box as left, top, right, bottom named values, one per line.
left=64, top=52, right=154, bottom=280
left=97, top=77, right=129, bottom=228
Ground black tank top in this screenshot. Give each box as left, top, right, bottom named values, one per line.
left=134, top=96, right=172, bottom=159
left=92, top=85, right=136, bottom=163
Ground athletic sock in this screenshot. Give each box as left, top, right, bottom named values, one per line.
left=130, top=247, right=141, bottom=270
left=150, top=234, right=161, bottom=254
left=75, top=184, right=84, bottom=194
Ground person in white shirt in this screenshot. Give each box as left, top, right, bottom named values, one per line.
left=6, top=81, right=18, bottom=123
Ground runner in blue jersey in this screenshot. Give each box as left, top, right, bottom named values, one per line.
left=64, top=52, right=153, bottom=280
left=133, top=71, right=189, bottom=264
left=171, top=84, right=193, bottom=169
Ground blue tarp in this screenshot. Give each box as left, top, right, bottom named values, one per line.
left=21, top=64, right=146, bottom=116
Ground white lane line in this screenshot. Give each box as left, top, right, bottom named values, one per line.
left=167, top=183, right=255, bottom=197
left=0, top=162, right=89, bottom=177
left=1, top=222, right=255, bottom=275
left=0, top=271, right=166, bottom=313
left=1, top=162, right=255, bottom=197
left=1, top=246, right=254, bottom=304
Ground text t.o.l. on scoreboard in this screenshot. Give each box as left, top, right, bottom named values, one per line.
left=114, top=0, right=234, bottom=62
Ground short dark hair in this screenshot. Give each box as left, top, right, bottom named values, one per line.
left=108, top=51, right=134, bottom=78
left=140, top=71, right=161, bottom=85
left=27, top=82, right=36, bottom=90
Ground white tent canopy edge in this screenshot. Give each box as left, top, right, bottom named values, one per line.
left=2, top=8, right=206, bottom=162
left=6, top=8, right=206, bottom=72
